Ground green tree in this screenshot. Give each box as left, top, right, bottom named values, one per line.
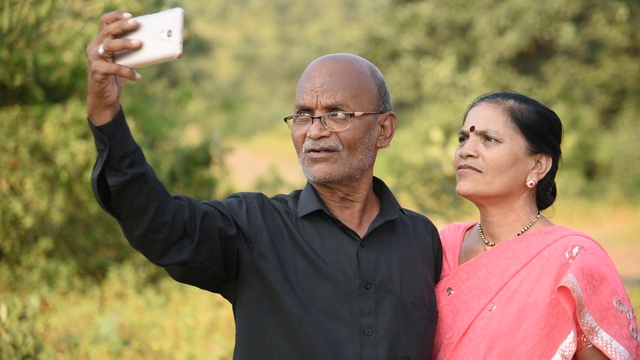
left=359, top=0, right=640, bottom=214
left=0, top=0, right=223, bottom=280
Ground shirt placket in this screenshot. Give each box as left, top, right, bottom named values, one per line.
left=358, top=241, right=376, bottom=359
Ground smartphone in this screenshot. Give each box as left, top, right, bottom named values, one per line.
left=114, top=7, right=184, bottom=68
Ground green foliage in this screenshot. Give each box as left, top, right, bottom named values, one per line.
left=0, top=0, right=225, bottom=278
left=628, top=284, right=640, bottom=317
left=0, top=99, right=128, bottom=278
left=174, top=0, right=385, bottom=136
left=0, top=295, right=42, bottom=358
left=253, top=165, right=292, bottom=197
left=359, top=0, right=640, bottom=211
left=1, top=0, right=85, bottom=106
left=0, top=260, right=234, bottom=358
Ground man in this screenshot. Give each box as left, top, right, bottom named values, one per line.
left=86, top=11, right=442, bottom=360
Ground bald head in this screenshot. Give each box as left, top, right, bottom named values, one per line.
left=296, top=53, right=392, bottom=113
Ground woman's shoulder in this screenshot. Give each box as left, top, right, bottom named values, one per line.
left=439, top=222, right=476, bottom=250
left=544, top=225, right=604, bottom=248
left=440, top=222, right=476, bottom=237
left=541, top=225, right=617, bottom=265
left=438, top=222, right=477, bottom=275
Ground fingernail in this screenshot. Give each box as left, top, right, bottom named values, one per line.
left=134, top=71, right=141, bottom=80
left=127, top=18, right=137, bottom=25
left=130, top=39, right=141, bottom=45
left=123, top=12, right=133, bottom=18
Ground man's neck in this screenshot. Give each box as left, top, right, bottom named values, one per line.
left=312, top=180, right=380, bottom=238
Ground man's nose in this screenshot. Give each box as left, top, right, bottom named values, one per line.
left=306, top=116, right=330, bottom=137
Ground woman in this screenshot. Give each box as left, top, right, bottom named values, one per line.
left=432, top=91, right=639, bottom=359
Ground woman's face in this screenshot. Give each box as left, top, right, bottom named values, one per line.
left=454, top=102, right=537, bottom=206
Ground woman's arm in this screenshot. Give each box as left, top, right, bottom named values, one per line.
left=576, top=345, right=609, bottom=360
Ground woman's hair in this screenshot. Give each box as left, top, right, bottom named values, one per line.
left=463, top=91, right=564, bottom=210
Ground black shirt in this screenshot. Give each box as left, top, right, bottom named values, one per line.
left=90, top=108, right=443, bottom=360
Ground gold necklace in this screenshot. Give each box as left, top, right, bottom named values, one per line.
left=478, top=212, right=541, bottom=250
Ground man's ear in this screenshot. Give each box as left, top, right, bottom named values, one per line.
left=376, top=112, right=397, bottom=149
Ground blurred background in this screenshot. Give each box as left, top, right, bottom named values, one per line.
left=1, top=0, right=638, bottom=357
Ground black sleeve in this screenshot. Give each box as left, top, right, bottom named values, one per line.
left=432, top=226, right=443, bottom=282
left=88, top=108, right=240, bottom=295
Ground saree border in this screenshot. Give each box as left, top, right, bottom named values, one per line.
left=559, top=274, right=632, bottom=360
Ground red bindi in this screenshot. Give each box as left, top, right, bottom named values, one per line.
left=470, top=125, right=476, bottom=132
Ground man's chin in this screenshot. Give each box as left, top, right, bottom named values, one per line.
left=303, top=169, right=339, bottom=186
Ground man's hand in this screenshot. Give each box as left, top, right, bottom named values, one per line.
left=86, top=11, right=142, bottom=126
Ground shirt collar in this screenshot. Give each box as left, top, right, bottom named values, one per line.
left=297, top=177, right=404, bottom=222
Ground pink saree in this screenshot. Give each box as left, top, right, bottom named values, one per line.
left=432, top=223, right=640, bottom=359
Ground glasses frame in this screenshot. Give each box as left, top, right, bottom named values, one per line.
left=283, top=111, right=383, bottom=132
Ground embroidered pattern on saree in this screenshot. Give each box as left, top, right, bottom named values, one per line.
left=562, top=274, right=633, bottom=360
left=552, top=330, right=576, bottom=360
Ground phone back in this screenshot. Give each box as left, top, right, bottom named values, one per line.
left=114, top=7, right=184, bottom=68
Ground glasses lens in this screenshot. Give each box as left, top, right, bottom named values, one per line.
left=286, top=115, right=311, bottom=131
left=322, top=112, right=351, bottom=131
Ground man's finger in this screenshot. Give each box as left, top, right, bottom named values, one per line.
left=99, top=11, right=133, bottom=32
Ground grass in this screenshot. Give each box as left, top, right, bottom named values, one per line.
left=0, top=262, right=235, bottom=359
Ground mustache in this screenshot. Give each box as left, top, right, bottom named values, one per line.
left=302, top=141, right=343, bottom=153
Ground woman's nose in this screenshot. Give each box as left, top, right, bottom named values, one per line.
left=458, top=140, right=478, bottom=158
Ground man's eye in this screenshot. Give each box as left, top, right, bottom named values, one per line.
left=327, top=112, right=348, bottom=119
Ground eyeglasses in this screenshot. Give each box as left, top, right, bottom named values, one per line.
left=283, top=111, right=382, bottom=132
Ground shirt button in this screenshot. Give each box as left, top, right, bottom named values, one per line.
left=364, top=328, right=372, bottom=336
left=364, top=282, right=371, bottom=290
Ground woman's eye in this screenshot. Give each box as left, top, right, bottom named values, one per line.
left=458, top=135, right=468, bottom=143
